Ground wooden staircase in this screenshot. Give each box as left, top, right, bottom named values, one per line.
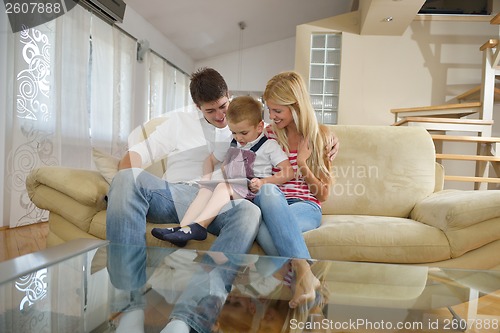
left=391, top=14, right=500, bottom=190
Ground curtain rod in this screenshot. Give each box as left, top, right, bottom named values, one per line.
left=150, top=49, right=190, bottom=77
left=112, top=24, right=190, bottom=77
left=84, top=7, right=190, bottom=78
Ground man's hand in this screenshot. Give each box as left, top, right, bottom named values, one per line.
left=326, top=133, right=340, bottom=161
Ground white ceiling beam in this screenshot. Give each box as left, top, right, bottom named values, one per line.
left=359, top=0, right=426, bottom=35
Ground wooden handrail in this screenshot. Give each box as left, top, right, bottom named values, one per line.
left=490, top=12, right=500, bottom=25
left=456, top=86, right=481, bottom=100
left=456, top=86, right=500, bottom=101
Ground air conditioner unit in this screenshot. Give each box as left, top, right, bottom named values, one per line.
left=79, top=0, right=126, bottom=23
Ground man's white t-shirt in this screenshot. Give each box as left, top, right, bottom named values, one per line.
left=129, top=111, right=232, bottom=183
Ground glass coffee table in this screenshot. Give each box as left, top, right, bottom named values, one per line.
left=0, top=239, right=499, bottom=332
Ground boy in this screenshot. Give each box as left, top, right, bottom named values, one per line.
left=152, top=96, right=294, bottom=247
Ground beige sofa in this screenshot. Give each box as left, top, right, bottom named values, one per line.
left=26, top=120, right=500, bottom=270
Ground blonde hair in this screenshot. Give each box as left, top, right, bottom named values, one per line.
left=226, top=95, right=263, bottom=127
left=263, top=71, right=332, bottom=184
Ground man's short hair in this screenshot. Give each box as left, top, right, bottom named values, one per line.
left=190, top=67, right=228, bottom=107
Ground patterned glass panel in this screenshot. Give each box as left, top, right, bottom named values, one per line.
left=309, top=33, right=341, bottom=124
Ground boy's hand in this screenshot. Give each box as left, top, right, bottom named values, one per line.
left=249, top=178, right=264, bottom=193
left=297, top=136, right=312, bottom=166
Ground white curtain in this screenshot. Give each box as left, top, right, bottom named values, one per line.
left=4, top=6, right=136, bottom=227
left=5, top=6, right=91, bottom=227
left=148, top=52, right=191, bottom=118
left=89, top=17, right=136, bottom=156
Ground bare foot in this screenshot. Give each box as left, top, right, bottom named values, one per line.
left=289, top=259, right=320, bottom=308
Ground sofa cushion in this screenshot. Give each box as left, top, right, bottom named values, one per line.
left=411, top=189, right=500, bottom=230
left=305, top=215, right=450, bottom=263
left=444, top=217, right=500, bottom=258
left=92, top=148, right=120, bottom=184
left=321, top=125, right=436, bottom=218
left=411, top=189, right=500, bottom=257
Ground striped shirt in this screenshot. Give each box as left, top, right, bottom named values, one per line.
left=264, top=126, right=321, bottom=207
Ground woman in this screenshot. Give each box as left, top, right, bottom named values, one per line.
left=253, top=71, right=334, bottom=308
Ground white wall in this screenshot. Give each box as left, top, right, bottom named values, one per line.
left=195, top=37, right=296, bottom=93
left=340, top=19, right=498, bottom=190
left=319, top=19, right=496, bottom=126
left=296, top=16, right=499, bottom=190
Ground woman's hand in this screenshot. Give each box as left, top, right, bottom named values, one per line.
left=297, top=137, right=312, bottom=167
left=249, top=178, right=264, bottom=193
left=326, top=133, right=340, bottom=161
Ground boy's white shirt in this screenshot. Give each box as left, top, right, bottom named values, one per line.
left=212, top=132, right=288, bottom=178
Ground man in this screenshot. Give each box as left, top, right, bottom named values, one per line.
left=106, top=67, right=261, bottom=333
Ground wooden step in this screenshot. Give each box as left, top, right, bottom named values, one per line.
left=480, top=38, right=499, bottom=51
left=436, top=153, right=500, bottom=162
left=394, top=116, right=493, bottom=126
left=445, top=175, right=500, bottom=184
left=431, top=134, right=500, bottom=143
left=391, top=102, right=481, bottom=119
left=393, top=117, right=493, bottom=133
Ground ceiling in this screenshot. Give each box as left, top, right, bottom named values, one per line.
left=124, top=0, right=355, bottom=61
left=123, top=0, right=432, bottom=62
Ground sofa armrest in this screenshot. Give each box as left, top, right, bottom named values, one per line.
left=27, top=166, right=109, bottom=207
left=410, top=189, right=500, bottom=231
left=26, top=166, right=109, bottom=233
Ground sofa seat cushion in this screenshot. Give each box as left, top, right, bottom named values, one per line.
left=305, top=215, right=450, bottom=263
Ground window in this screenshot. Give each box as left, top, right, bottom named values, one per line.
left=309, top=33, right=341, bottom=124
left=148, top=51, right=191, bottom=119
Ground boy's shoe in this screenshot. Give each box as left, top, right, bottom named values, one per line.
left=161, top=223, right=208, bottom=247
left=151, top=226, right=181, bottom=241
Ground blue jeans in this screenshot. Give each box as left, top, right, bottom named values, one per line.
left=106, top=168, right=260, bottom=252
left=254, top=184, right=322, bottom=259
left=106, top=168, right=261, bottom=332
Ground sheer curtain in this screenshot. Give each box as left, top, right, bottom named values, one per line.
left=4, top=6, right=91, bottom=227
left=4, top=6, right=136, bottom=228
left=148, top=52, right=191, bottom=119
left=90, top=18, right=136, bottom=156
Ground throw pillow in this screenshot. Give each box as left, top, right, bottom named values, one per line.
left=92, top=148, right=120, bottom=184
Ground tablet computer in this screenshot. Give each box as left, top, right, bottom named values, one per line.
left=196, top=178, right=249, bottom=187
